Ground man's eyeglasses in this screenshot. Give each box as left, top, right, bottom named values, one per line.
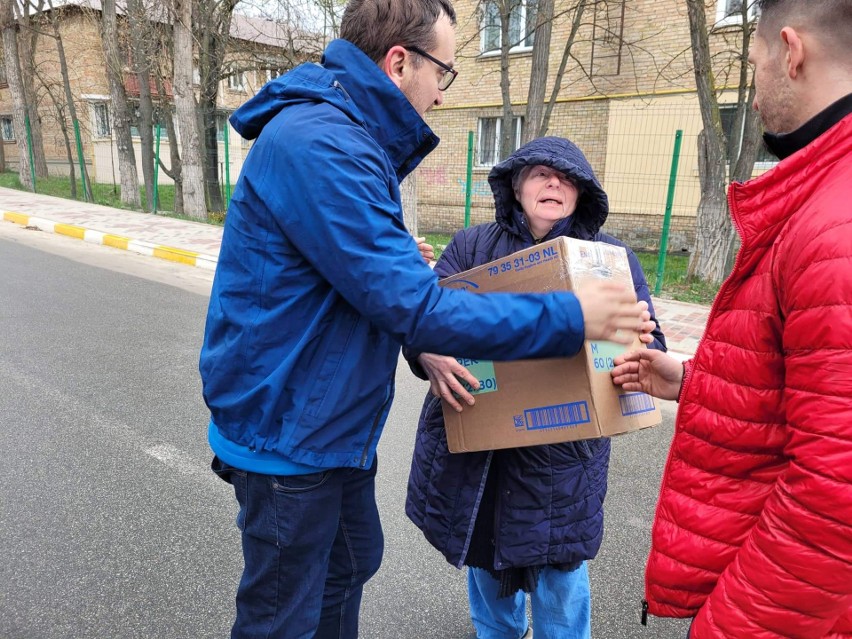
left=404, top=46, right=458, bottom=91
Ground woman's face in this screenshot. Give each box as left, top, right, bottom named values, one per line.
left=518, top=165, right=581, bottom=228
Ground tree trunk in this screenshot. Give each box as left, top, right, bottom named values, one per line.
left=689, top=129, right=735, bottom=283
left=101, top=0, right=141, bottom=207
left=523, top=0, right=553, bottom=143
left=154, top=71, right=184, bottom=214
left=0, top=0, right=34, bottom=190
left=126, top=0, right=156, bottom=211
left=197, top=1, right=238, bottom=213
left=172, top=0, right=207, bottom=219
left=498, top=0, right=514, bottom=160
left=47, top=0, right=93, bottom=201
left=685, top=0, right=731, bottom=284
left=16, top=5, right=49, bottom=178
left=400, top=173, right=417, bottom=236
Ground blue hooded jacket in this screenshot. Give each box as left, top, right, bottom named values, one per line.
left=405, top=136, right=666, bottom=571
left=199, top=43, right=597, bottom=472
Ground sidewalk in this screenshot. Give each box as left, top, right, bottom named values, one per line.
left=1, top=187, right=708, bottom=357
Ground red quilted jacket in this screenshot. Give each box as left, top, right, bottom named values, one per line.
left=645, top=113, right=852, bottom=638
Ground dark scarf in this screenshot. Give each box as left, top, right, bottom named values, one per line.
left=763, top=92, right=852, bottom=160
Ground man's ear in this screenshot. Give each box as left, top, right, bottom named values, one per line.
left=383, top=45, right=408, bottom=89
left=780, top=26, right=805, bottom=79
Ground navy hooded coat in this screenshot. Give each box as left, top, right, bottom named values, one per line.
left=405, top=137, right=666, bottom=571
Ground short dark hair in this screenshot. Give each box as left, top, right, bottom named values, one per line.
left=339, top=0, right=457, bottom=66
left=757, top=0, right=852, bottom=55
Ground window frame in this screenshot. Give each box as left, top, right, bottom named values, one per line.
left=0, top=116, right=14, bottom=141
left=92, top=102, right=111, bottom=139
left=476, top=115, right=524, bottom=167
left=714, top=0, right=759, bottom=27
left=226, top=67, right=246, bottom=92
left=479, top=0, right=537, bottom=56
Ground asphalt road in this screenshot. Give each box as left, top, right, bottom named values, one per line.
left=0, top=222, right=690, bottom=639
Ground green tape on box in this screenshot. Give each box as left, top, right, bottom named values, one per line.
left=456, top=358, right=499, bottom=395
left=588, top=341, right=628, bottom=373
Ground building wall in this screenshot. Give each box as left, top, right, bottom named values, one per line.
left=416, top=0, right=767, bottom=249
left=0, top=7, right=281, bottom=186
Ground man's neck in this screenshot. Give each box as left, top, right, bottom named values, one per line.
left=763, top=92, right=852, bottom=160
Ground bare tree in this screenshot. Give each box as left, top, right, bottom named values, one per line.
left=0, top=0, right=34, bottom=190
left=16, top=0, right=49, bottom=178
left=101, top=0, right=141, bottom=206
left=43, top=0, right=93, bottom=200
left=126, top=0, right=156, bottom=211
left=172, top=0, right=208, bottom=219
left=197, top=0, right=240, bottom=213
left=685, top=0, right=762, bottom=283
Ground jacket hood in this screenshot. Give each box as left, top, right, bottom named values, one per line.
left=229, top=39, right=438, bottom=179
left=488, top=136, right=608, bottom=241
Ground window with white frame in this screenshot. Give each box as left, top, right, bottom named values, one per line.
left=0, top=116, right=14, bottom=141
left=480, top=0, right=537, bottom=54
left=92, top=102, right=111, bottom=138
left=719, top=104, right=776, bottom=167
left=477, top=116, right=524, bottom=166
left=715, top=0, right=760, bottom=26
left=265, top=67, right=284, bottom=84
left=227, top=67, right=246, bottom=91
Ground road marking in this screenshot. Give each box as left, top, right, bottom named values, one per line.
left=2, top=210, right=218, bottom=270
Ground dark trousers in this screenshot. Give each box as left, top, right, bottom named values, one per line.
left=213, top=456, right=383, bottom=639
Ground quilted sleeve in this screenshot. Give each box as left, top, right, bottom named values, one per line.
left=692, top=216, right=852, bottom=637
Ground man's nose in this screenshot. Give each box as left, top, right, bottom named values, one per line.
left=434, top=91, right=444, bottom=108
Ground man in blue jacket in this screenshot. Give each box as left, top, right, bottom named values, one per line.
left=199, top=0, right=651, bottom=636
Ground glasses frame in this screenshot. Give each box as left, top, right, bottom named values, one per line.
left=404, top=45, right=458, bottom=91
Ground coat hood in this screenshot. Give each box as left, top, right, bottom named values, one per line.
left=488, top=136, right=609, bottom=241
left=229, top=39, right=438, bottom=179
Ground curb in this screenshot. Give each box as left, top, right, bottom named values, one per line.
left=2, top=211, right=218, bottom=271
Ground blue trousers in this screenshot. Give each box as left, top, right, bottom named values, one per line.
left=468, top=563, right=591, bottom=639
left=213, top=457, right=383, bottom=639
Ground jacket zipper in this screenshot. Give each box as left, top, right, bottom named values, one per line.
left=359, top=384, right=392, bottom=468
left=641, top=183, right=749, bottom=623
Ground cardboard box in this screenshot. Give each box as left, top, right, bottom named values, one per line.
left=440, top=236, right=662, bottom=453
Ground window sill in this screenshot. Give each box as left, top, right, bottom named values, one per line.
left=477, top=47, right=533, bottom=60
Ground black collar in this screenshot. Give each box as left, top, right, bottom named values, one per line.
left=763, top=92, right=852, bottom=160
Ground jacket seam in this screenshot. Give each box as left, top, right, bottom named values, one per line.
left=683, top=397, right=785, bottom=427
left=662, top=483, right=763, bottom=524
left=698, top=338, right=782, bottom=357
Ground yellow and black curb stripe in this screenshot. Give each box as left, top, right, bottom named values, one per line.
left=2, top=211, right=218, bottom=270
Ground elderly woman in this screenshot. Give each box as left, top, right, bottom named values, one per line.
left=405, top=136, right=666, bottom=639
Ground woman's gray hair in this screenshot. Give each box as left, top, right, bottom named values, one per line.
left=511, top=165, right=535, bottom=198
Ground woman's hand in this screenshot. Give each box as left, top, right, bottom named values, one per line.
left=417, top=353, right=480, bottom=412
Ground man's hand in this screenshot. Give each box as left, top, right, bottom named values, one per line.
left=575, top=281, right=647, bottom=345
left=611, top=349, right=684, bottom=401
left=415, top=237, right=434, bottom=263
left=417, top=353, right=480, bottom=412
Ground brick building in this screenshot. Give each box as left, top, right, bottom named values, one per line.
left=0, top=0, right=316, bottom=189
left=419, top=0, right=774, bottom=251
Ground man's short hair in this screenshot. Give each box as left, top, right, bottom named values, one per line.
left=757, top=0, right=852, bottom=56
left=339, top=0, right=457, bottom=66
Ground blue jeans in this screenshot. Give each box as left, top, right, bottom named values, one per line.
left=468, top=563, right=591, bottom=639
left=213, top=457, right=383, bottom=639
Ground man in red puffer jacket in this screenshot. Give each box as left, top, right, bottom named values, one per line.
left=611, top=1, right=852, bottom=637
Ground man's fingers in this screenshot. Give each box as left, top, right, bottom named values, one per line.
left=437, top=380, right=465, bottom=412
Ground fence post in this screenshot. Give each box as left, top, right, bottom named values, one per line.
left=24, top=114, right=36, bottom=191
left=464, top=130, right=473, bottom=228
left=654, top=129, right=683, bottom=297
left=153, top=123, right=161, bottom=213
left=224, top=121, right=231, bottom=207
left=72, top=119, right=88, bottom=201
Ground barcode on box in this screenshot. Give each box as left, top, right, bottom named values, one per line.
left=619, top=393, right=656, bottom=416
left=524, top=401, right=591, bottom=431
